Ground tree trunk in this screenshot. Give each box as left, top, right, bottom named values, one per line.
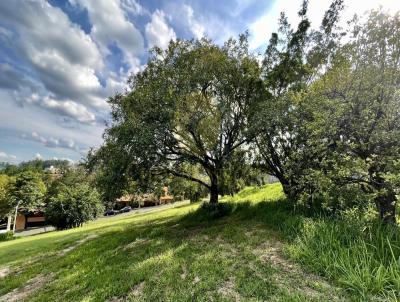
left=375, top=188, right=396, bottom=224
left=370, top=173, right=397, bottom=224
left=6, top=216, right=11, bottom=231
left=279, top=177, right=299, bottom=201
left=209, top=173, right=219, bottom=204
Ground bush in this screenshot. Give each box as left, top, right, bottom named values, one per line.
left=0, top=231, right=14, bottom=242
left=198, top=202, right=235, bottom=219
left=45, top=183, right=104, bottom=230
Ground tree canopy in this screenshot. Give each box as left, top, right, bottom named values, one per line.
left=90, top=35, right=264, bottom=203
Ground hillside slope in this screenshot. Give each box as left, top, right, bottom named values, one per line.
left=0, top=184, right=355, bottom=301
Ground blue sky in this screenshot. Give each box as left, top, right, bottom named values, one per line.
left=0, top=0, right=398, bottom=164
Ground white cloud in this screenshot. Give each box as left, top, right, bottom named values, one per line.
left=35, top=153, right=43, bottom=160
left=181, top=5, right=205, bottom=39
left=146, top=10, right=177, bottom=49
left=0, top=0, right=107, bottom=109
left=0, top=151, right=17, bottom=162
left=22, top=131, right=86, bottom=154
left=70, top=0, right=144, bottom=70
left=120, top=0, right=149, bottom=16
left=41, top=97, right=96, bottom=124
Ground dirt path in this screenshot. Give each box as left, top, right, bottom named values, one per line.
left=0, top=273, right=54, bottom=302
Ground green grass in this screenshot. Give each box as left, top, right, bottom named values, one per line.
left=0, top=184, right=398, bottom=301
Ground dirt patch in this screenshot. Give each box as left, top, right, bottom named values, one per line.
left=0, top=273, right=54, bottom=302
left=0, top=267, right=10, bottom=278
left=252, top=240, right=342, bottom=300
left=130, top=281, right=145, bottom=297
left=59, top=234, right=98, bottom=256
left=253, top=241, right=295, bottom=272
left=122, top=238, right=151, bottom=251
left=108, top=282, right=145, bottom=302
left=180, top=265, right=187, bottom=280
left=193, top=276, right=201, bottom=285
left=217, top=277, right=241, bottom=302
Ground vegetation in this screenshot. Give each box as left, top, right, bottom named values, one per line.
left=46, top=182, right=103, bottom=230
left=8, top=171, right=47, bottom=212
left=88, top=2, right=399, bottom=226
left=89, top=34, right=264, bottom=204
left=0, top=174, right=15, bottom=216
left=0, top=2, right=399, bottom=301
left=0, top=160, right=103, bottom=230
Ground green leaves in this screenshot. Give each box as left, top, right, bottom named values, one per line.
left=9, top=171, right=46, bottom=212
left=45, top=182, right=103, bottom=230
left=93, top=36, right=264, bottom=203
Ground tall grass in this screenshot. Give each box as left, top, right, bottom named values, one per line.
left=221, top=184, right=400, bottom=300
left=285, top=217, right=400, bottom=299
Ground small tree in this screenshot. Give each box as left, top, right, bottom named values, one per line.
left=46, top=183, right=103, bottom=229
left=9, top=171, right=46, bottom=212
left=90, top=36, right=264, bottom=203
left=0, top=174, right=15, bottom=217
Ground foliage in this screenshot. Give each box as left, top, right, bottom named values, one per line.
left=307, top=10, right=400, bottom=223
left=45, top=182, right=103, bottom=230
left=8, top=171, right=46, bottom=212
left=0, top=174, right=15, bottom=216
left=89, top=35, right=264, bottom=204
left=254, top=0, right=344, bottom=201
left=0, top=231, right=14, bottom=242
left=2, top=159, right=71, bottom=176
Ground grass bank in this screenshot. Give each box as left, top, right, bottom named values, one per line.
left=0, top=184, right=398, bottom=301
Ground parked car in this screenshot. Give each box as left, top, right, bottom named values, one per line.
left=104, top=209, right=119, bottom=216
left=119, top=206, right=132, bottom=213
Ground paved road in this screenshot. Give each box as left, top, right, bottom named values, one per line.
left=14, top=201, right=190, bottom=237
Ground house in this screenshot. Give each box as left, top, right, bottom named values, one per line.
left=159, top=186, right=173, bottom=204
left=44, top=165, right=62, bottom=180
left=15, top=211, right=46, bottom=231
left=115, top=186, right=174, bottom=208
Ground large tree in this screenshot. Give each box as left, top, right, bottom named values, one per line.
left=313, top=10, right=400, bottom=223
left=90, top=36, right=264, bottom=203
left=254, top=0, right=344, bottom=200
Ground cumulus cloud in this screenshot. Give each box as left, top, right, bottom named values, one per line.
left=0, top=0, right=112, bottom=116
left=0, top=151, right=17, bottom=162
left=180, top=5, right=205, bottom=39
left=0, top=63, right=29, bottom=90
left=40, top=97, right=96, bottom=124
left=145, top=10, right=177, bottom=49
left=120, top=0, right=149, bottom=16
left=22, top=132, right=87, bottom=154
left=70, top=0, right=144, bottom=71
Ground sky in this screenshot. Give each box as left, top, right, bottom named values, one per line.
left=0, top=0, right=399, bottom=164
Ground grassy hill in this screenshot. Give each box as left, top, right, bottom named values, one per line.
left=0, top=184, right=398, bottom=301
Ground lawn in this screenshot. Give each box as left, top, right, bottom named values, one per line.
left=0, top=184, right=396, bottom=301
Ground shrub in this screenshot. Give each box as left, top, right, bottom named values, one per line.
left=0, top=231, right=14, bottom=242
left=45, top=183, right=104, bottom=230
left=198, top=202, right=235, bottom=219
